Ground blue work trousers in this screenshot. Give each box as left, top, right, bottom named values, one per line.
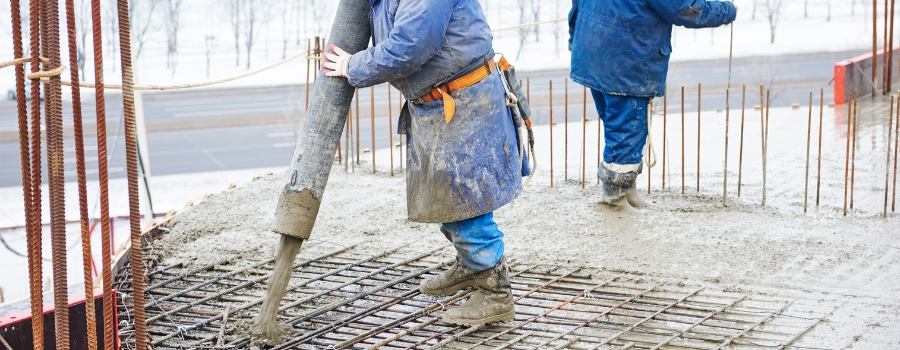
left=591, top=90, right=650, bottom=167
left=441, top=212, right=504, bottom=273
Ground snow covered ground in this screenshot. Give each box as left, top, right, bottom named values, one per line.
left=0, top=0, right=893, bottom=93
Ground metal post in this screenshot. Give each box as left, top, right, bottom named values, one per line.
left=697, top=83, right=701, bottom=192
left=886, top=95, right=895, bottom=217
left=356, top=88, right=360, bottom=165
left=851, top=90, right=859, bottom=209
left=816, top=89, right=824, bottom=206
left=875, top=0, right=879, bottom=96
left=663, top=93, right=667, bottom=190
left=738, top=85, right=746, bottom=197
left=805, top=92, right=813, bottom=213
left=550, top=80, right=554, bottom=187
left=764, top=89, right=770, bottom=206
left=371, top=86, right=376, bottom=173
left=844, top=94, right=853, bottom=216
left=681, top=86, right=685, bottom=194
left=582, top=86, right=587, bottom=189
left=388, top=85, right=394, bottom=176
left=893, top=90, right=900, bottom=211
left=306, top=39, right=311, bottom=111
left=759, top=85, right=766, bottom=206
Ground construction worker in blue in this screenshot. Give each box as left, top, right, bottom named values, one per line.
left=322, top=0, right=528, bottom=326
left=569, top=0, right=737, bottom=212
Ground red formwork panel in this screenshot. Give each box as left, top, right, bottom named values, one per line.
left=834, top=46, right=900, bottom=105
left=0, top=289, right=117, bottom=350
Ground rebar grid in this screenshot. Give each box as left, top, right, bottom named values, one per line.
left=114, top=244, right=839, bottom=350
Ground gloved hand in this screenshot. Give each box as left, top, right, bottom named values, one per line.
left=322, top=44, right=352, bottom=79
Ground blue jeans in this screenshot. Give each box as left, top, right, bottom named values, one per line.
left=441, top=212, right=504, bottom=273
left=591, top=90, right=650, bottom=167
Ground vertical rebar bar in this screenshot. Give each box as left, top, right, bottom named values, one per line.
left=597, top=91, right=602, bottom=185
left=885, top=0, right=890, bottom=93
left=398, top=91, right=403, bottom=171
left=817, top=89, right=824, bottom=207
left=305, top=39, right=311, bottom=112
left=314, top=37, right=321, bottom=83
left=893, top=91, right=899, bottom=211
left=116, top=0, right=148, bottom=346
left=388, top=85, right=394, bottom=176
left=844, top=94, right=853, bottom=216
left=663, top=93, right=667, bottom=190
left=760, top=85, right=766, bottom=206
left=851, top=90, right=859, bottom=209
left=27, top=0, right=44, bottom=339
left=697, top=83, right=701, bottom=192
left=65, top=0, right=97, bottom=346
left=724, top=23, right=734, bottom=205
left=42, top=0, right=71, bottom=345
left=89, top=0, right=114, bottom=346
left=764, top=89, right=770, bottom=206
left=805, top=92, right=813, bottom=213
left=681, top=86, right=685, bottom=194
left=583, top=86, right=587, bottom=189
left=346, top=110, right=351, bottom=172
left=565, top=81, right=569, bottom=181
left=889, top=0, right=896, bottom=93
left=739, top=85, right=746, bottom=197
left=10, top=0, right=42, bottom=346
left=875, top=0, right=879, bottom=95
left=355, top=88, right=360, bottom=165
left=886, top=95, right=895, bottom=217
left=371, top=85, right=376, bottom=173
left=550, top=80, right=554, bottom=187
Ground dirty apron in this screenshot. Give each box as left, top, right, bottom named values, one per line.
left=403, top=71, right=523, bottom=223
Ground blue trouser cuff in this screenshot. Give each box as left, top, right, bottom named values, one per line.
left=441, top=212, right=504, bottom=274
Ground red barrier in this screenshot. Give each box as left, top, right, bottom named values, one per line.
left=835, top=46, right=900, bottom=104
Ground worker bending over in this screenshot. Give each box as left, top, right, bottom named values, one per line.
left=569, top=0, right=737, bottom=211
left=323, top=0, right=530, bottom=326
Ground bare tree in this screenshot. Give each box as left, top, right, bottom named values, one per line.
left=828, top=0, right=832, bottom=21
left=105, top=0, right=119, bottom=72
left=76, top=0, right=91, bottom=79
left=225, top=0, right=242, bottom=66
left=804, top=0, right=808, bottom=18
left=529, top=0, right=540, bottom=41
left=203, top=1, right=217, bottom=78
left=162, top=0, right=182, bottom=76
left=129, top=0, right=160, bottom=61
left=515, top=0, right=528, bottom=59
left=752, top=0, right=757, bottom=20
left=309, top=0, right=328, bottom=35
left=243, top=0, right=259, bottom=69
left=280, top=0, right=294, bottom=59
left=553, top=0, right=560, bottom=57
left=763, top=0, right=785, bottom=44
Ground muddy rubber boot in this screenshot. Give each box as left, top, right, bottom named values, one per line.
left=625, top=183, right=651, bottom=208
left=441, top=259, right=515, bottom=326
left=420, top=258, right=478, bottom=296
left=596, top=181, right=638, bottom=213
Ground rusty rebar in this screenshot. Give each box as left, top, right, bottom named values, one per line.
left=893, top=91, right=899, bottom=211
left=116, top=0, right=149, bottom=347
left=760, top=85, right=766, bottom=206
left=597, top=89, right=602, bottom=185
left=388, top=85, right=394, bottom=176
left=851, top=90, right=859, bottom=209
left=817, top=89, right=824, bottom=207
left=398, top=91, right=403, bottom=170
left=697, top=83, right=701, bottom=192
left=805, top=92, right=813, bottom=213
left=356, top=88, right=360, bottom=165
left=11, top=0, right=42, bottom=346
left=844, top=94, right=853, bottom=216
left=371, top=85, right=376, bottom=173
left=550, top=80, right=554, bottom=187
left=886, top=95, right=895, bottom=217
left=885, top=0, right=890, bottom=93
left=88, top=0, right=114, bottom=346
left=314, top=36, right=321, bottom=84
left=681, top=86, right=685, bottom=194
left=764, top=89, right=770, bottom=206
left=65, top=0, right=97, bottom=346
left=566, top=80, right=570, bottom=181
left=663, top=93, right=667, bottom=190
left=305, top=39, right=310, bottom=111
left=889, top=0, right=896, bottom=93
left=738, top=85, right=746, bottom=197
left=41, top=0, right=72, bottom=345
left=875, top=0, right=879, bottom=95
left=582, top=86, right=586, bottom=188
left=345, top=110, right=352, bottom=172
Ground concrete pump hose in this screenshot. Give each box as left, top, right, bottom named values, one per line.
left=271, top=0, right=372, bottom=240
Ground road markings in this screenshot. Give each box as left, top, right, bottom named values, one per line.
left=267, top=132, right=296, bottom=138
left=272, top=142, right=295, bottom=148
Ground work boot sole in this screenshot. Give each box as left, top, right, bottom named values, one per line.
left=441, top=308, right=515, bottom=326
left=419, top=279, right=476, bottom=297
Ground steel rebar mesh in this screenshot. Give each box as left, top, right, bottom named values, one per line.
left=113, top=242, right=839, bottom=350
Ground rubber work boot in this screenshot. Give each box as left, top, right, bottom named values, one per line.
left=596, top=181, right=637, bottom=213
left=625, top=183, right=651, bottom=208
left=419, top=257, right=479, bottom=296
left=441, top=258, right=515, bottom=326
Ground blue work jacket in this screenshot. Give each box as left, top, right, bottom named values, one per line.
left=346, top=0, right=524, bottom=223
left=569, top=0, right=736, bottom=97
left=348, top=0, right=493, bottom=99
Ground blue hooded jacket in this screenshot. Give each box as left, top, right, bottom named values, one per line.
left=569, top=0, right=736, bottom=97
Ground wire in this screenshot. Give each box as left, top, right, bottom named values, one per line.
left=0, top=230, right=50, bottom=261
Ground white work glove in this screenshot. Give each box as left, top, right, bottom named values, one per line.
left=322, top=44, right=352, bottom=79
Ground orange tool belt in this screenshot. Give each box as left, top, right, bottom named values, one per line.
left=418, top=59, right=498, bottom=123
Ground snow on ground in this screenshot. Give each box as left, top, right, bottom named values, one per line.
left=0, top=0, right=892, bottom=94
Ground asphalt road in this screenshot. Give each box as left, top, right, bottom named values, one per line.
left=0, top=51, right=861, bottom=188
